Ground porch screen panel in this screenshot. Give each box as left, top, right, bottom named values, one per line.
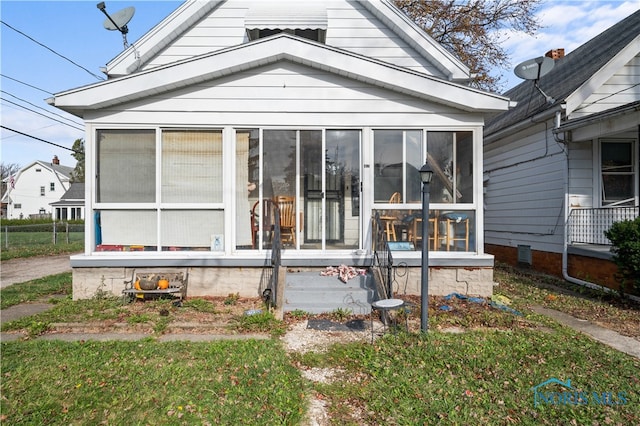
left=97, top=130, right=155, bottom=203
left=373, top=130, right=403, bottom=203
left=455, top=132, right=473, bottom=203
left=405, top=131, right=422, bottom=203
left=161, top=210, right=223, bottom=249
left=162, top=130, right=223, bottom=203
left=100, top=210, right=157, bottom=246
left=427, top=131, right=473, bottom=204
left=236, top=130, right=259, bottom=249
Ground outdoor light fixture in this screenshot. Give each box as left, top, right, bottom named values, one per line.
left=420, top=163, right=434, bottom=184
left=420, top=161, right=433, bottom=332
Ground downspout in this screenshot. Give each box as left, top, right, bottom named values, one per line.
left=555, top=110, right=636, bottom=298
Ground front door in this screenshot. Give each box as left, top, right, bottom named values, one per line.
left=238, top=129, right=360, bottom=251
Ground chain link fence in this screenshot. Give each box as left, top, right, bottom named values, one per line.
left=1, top=222, right=85, bottom=250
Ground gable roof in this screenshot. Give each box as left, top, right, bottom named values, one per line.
left=485, top=9, right=640, bottom=136
left=50, top=182, right=85, bottom=206
left=23, top=160, right=74, bottom=179
left=52, top=34, right=511, bottom=115
left=104, top=0, right=471, bottom=82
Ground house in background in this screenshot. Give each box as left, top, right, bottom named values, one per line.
left=50, top=182, right=85, bottom=221
left=484, top=10, right=639, bottom=295
left=50, top=0, right=512, bottom=305
left=1, top=156, right=74, bottom=219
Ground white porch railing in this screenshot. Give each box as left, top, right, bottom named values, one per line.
left=567, top=207, right=639, bottom=245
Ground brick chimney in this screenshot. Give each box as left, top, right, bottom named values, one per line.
left=52, top=155, right=60, bottom=165
left=545, top=48, right=565, bottom=60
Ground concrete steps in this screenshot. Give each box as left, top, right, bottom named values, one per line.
left=282, top=271, right=375, bottom=315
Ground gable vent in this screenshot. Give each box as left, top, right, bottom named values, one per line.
left=245, top=2, right=327, bottom=31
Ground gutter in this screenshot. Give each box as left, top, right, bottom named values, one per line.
left=484, top=103, right=565, bottom=145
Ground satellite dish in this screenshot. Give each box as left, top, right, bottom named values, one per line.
left=96, top=2, right=135, bottom=49
left=514, top=56, right=554, bottom=81
left=103, top=6, right=135, bottom=32
left=514, top=56, right=556, bottom=104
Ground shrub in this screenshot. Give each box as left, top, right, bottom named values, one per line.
left=605, top=217, right=640, bottom=295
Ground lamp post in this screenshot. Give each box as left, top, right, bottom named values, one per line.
left=419, top=162, right=433, bottom=332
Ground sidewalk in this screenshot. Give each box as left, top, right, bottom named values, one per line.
left=2, top=298, right=638, bottom=359
left=531, top=306, right=640, bottom=359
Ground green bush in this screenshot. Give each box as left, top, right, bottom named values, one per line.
left=605, top=216, right=640, bottom=295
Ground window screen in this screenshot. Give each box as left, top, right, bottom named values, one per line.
left=97, top=130, right=156, bottom=203
left=161, top=130, right=223, bottom=203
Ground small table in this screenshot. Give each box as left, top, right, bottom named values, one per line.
left=371, top=298, right=408, bottom=342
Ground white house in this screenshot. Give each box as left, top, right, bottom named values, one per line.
left=2, top=156, right=73, bottom=219
left=50, top=0, right=512, bottom=305
left=50, top=182, right=84, bottom=221
left=484, top=11, right=640, bottom=295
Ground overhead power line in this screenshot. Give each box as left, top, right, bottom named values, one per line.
left=0, top=73, right=53, bottom=95
left=1, top=20, right=105, bottom=82
left=1, top=90, right=84, bottom=130
left=1, top=97, right=85, bottom=132
left=1, top=125, right=78, bottom=152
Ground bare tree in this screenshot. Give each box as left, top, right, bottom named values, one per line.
left=395, top=0, right=542, bottom=92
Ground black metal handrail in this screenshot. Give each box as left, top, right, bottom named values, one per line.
left=568, top=206, right=639, bottom=245
left=263, top=206, right=282, bottom=309
left=372, top=211, right=393, bottom=300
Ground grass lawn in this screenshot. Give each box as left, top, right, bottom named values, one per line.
left=1, top=264, right=639, bottom=424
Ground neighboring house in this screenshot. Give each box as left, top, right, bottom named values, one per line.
left=50, top=0, right=512, bottom=303
left=1, top=156, right=73, bottom=219
left=50, top=182, right=85, bottom=221
left=484, top=11, right=640, bottom=294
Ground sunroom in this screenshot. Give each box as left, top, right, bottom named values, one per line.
left=49, top=0, right=512, bottom=302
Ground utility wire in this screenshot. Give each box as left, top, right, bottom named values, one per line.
left=0, top=73, right=53, bottom=95
left=1, top=125, right=77, bottom=152
left=1, top=20, right=105, bottom=82
left=1, top=98, right=84, bottom=132
left=1, top=90, right=84, bottom=129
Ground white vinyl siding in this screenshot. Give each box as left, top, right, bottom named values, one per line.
left=101, top=63, right=476, bottom=128
left=567, top=141, right=594, bottom=209
left=571, top=54, right=640, bottom=118
left=143, top=0, right=443, bottom=77
left=484, top=122, right=567, bottom=253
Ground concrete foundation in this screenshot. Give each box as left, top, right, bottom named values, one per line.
left=72, top=265, right=495, bottom=300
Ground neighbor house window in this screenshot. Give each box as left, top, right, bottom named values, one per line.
left=600, top=139, right=637, bottom=206
left=40, top=186, right=45, bottom=196
left=50, top=182, right=55, bottom=191
left=14, top=203, right=21, bottom=209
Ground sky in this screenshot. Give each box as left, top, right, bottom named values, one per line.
left=1, top=0, right=639, bottom=170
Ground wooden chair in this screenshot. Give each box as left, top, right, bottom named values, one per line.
left=380, top=192, right=402, bottom=241
left=273, top=195, right=296, bottom=247
left=439, top=215, right=470, bottom=251
left=251, top=199, right=276, bottom=249
left=408, top=216, right=438, bottom=250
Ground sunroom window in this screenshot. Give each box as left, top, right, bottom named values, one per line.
left=95, top=129, right=224, bottom=252
left=373, top=130, right=476, bottom=252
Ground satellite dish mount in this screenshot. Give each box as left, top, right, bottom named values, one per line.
left=514, top=56, right=556, bottom=104
left=97, top=2, right=135, bottom=49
